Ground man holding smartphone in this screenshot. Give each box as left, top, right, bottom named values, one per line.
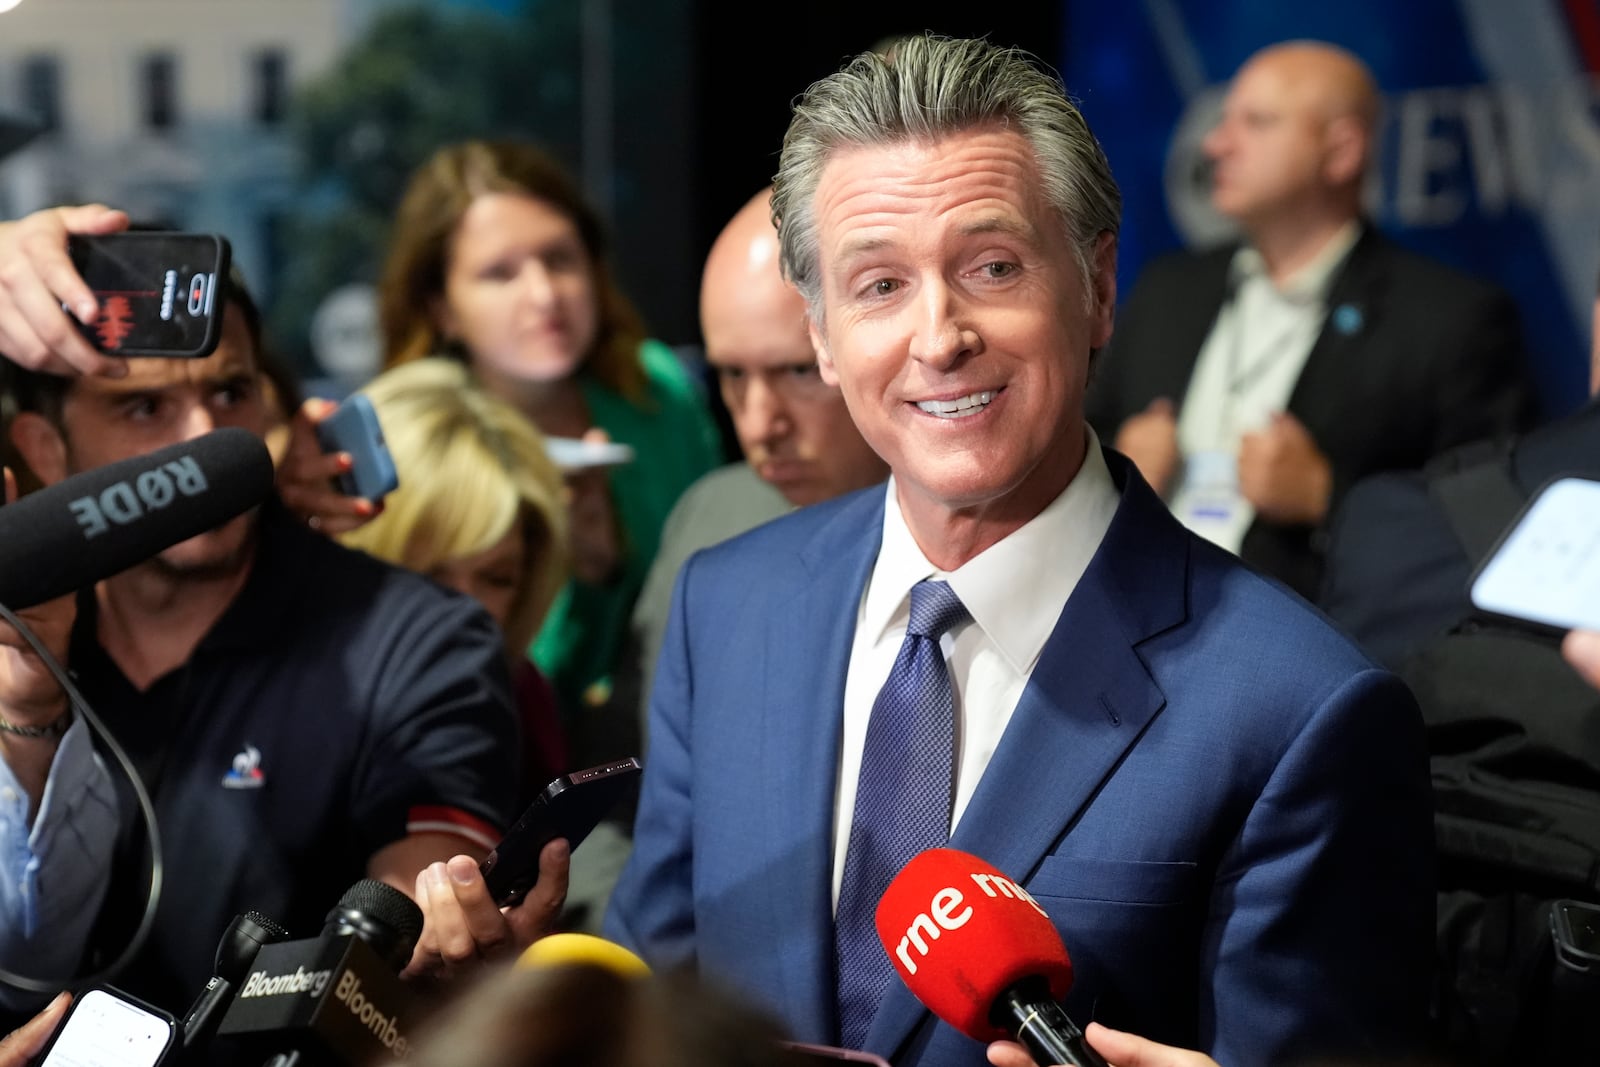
left=0, top=207, right=568, bottom=1022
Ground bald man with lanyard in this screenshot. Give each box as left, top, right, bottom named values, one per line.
left=1088, top=41, right=1535, bottom=600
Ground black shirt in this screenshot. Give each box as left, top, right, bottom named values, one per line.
left=71, top=499, right=518, bottom=1015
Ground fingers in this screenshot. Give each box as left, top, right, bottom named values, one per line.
left=506, top=838, right=570, bottom=946
left=282, top=490, right=378, bottom=537
left=1114, top=405, right=1180, bottom=496
left=0, top=206, right=130, bottom=378
left=3, top=467, right=15, bottom=507
left=55, top=204, right=130, bottom=236
left=1562, top=629, right=1600, bottom=690
left=1238, top=413, right=1330, bottom=524
left=1084, top=1022, right=1220, bottom=1067
left=0, top=991, right=71, bottom=1067
left=984, top=1039, right=1036, bottom=1067
left=276, top=399, right=382, bottom=537
left=280, top=399, right=337, bottom=470
left=276, top=457, right=379, bottom=536
left=405, top=856, right=514, bottom=980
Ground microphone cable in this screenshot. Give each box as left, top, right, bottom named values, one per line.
left=0, top=599, right=164, bottom=995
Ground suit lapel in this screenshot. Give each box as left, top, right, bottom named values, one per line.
left=1287, top=224, right=1387, bottom=427
left=1158, top=248, right=1237, bottom=404
left=760, top=489, right=886, bottom=1041
left=864, top=455, right=1190, bottom=1059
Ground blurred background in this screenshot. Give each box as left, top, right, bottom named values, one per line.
left=0, top=0, right=1592, bottom=418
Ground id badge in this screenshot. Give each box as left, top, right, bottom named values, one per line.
left=1178, top=450, right=1242, bottom=526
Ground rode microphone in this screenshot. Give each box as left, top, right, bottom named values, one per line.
left=874, top=848, right=1109, bottom=1067
left=180, top=910, right=291, bottom=1060
left=215, top=879, right=424, bottom=1066
left=0, top=426, right=274, bottom=609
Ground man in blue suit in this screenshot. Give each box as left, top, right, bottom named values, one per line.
left=605, top=35, right=1434, bottom=1067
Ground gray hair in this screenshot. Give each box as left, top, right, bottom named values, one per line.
left=771, top=34, right=1121, bottom=317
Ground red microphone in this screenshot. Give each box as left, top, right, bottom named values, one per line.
left=873, top=848, right=1109, bottom=1067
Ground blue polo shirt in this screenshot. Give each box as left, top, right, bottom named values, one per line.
left=66, top=499, right=519, bottom=1015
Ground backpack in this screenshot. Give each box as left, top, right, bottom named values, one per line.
left=1394, top=443, right=1600, bottom=1065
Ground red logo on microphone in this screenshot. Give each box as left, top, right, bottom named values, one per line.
left=873, top=847, right=1073, bottom=1041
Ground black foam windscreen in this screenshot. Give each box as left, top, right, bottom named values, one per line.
left=0, top=426, right=274, bottom=608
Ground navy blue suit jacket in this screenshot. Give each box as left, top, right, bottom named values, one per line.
left=606, top=451, right=1434, bottom=1067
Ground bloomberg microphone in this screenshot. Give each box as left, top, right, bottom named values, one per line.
left=0, top=426, right=274, bottom=610
left=214, top=879, right=423, bottom=1067
left=874, top=848, right=1109, bottom=1067
left=180, top=910, right=292, bottom=1060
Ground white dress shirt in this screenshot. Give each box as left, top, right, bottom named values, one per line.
left=1171, top=222, right=1361, bottom=552
left=830, top=431, right=1120, bottom=908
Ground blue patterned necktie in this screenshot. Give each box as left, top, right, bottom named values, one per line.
left=834, top=579, right=970, bottom=1048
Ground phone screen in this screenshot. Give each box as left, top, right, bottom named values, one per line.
left=67, top=233, right=231, bottom=358
left=1470, top=477, right=1600, bottom=632
left=1552, top=899, right=1600, bottom=964
left=35, top=988, right=175, bottom=1067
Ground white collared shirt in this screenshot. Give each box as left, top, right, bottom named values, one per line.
left=830, top=431, right=1120, bottom=909
left=1171, top=222, right=1361, bottom=552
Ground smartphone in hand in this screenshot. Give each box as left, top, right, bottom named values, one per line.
left=314, top=393, right=399, bottom=502
left=67, top=232, right=231, bottom=358
left=1469, top=476, right=1600, bottom=633
left=479, top=758, right=643, bottom=907
left=30, top=985, right=177, bottom=1067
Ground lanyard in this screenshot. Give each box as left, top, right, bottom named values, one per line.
left=1218, top=284, right=1312, bottom=440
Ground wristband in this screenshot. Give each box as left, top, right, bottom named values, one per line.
left=0, top=707, right=72, bottom=739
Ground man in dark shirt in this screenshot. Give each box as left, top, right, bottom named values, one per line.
left=0, top=215, right=567, bottom=1017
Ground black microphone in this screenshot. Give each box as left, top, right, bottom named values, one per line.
left=215, top=879, right=424, bottom=1067
left=0, top=426, right=274, bottom=609
left=180, top=910, right=291, bottom=1059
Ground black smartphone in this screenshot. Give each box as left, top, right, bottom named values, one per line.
left=1551, top=898, right=1600, bottom=971
left=67, top=232, right=231, bottom=358
left=479, top=757, right=643, bottom=907
left=30, top=985, right=178, bottom=1067
left=314, top=393, right=399, bottom=501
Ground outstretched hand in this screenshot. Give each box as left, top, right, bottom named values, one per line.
left=403, top=839, right=570, bottom=980
left=0, top=992, right=70, bottom=1067
left=0, top=205, right=130, bottom=378
left=275, top=398, right=382, bottom=536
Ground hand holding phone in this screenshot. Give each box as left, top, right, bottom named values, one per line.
left=67, top=233, right=231, bottom=359
left=1469, top=476, right=1600, bottom=633
left=29, top=986, right=176, bottom=1067
left=480, top=758, right=643, bottom=907
left=314, top=393, right=399, bottom=503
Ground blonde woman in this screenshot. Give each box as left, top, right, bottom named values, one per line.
left=338, top=357, right=571, bottom=796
